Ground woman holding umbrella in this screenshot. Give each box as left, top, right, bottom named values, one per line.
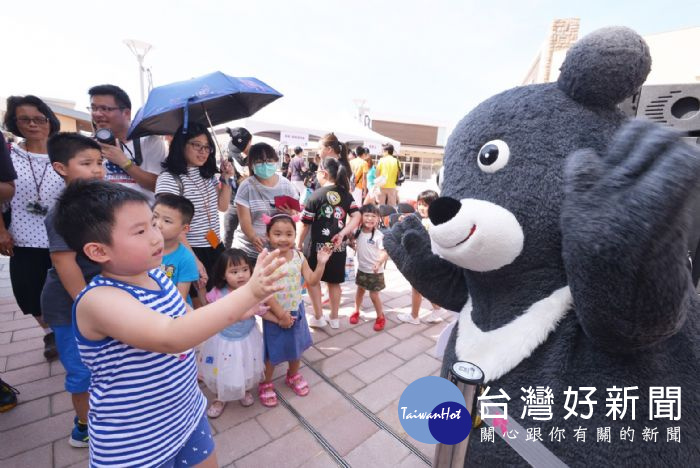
left=156, top=123, right=233, bottom=291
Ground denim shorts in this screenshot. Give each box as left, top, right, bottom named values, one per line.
left=52, top=325, right=91, bottom=394
left=158, top=411, right=216, bottom=467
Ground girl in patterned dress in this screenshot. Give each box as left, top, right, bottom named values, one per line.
left=258, top=213, right=332, bottom=406
left=198, top=249, right=267, bottom=418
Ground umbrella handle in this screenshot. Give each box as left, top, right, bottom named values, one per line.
left=183, top=99, right=191, bottom=134
left=202, top=104, right=226, bottom=166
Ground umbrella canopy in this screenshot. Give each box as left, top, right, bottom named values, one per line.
left=127, top=71, right=282, bottom=139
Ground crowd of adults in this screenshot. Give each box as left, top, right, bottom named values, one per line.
left=0, top=83, right=409, bottom=415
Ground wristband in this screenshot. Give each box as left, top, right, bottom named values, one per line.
left=120, top=159, right=134, bottom=170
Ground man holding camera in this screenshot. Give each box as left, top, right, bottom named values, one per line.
left=223, top=127, right=251, bottom=248
left=88, top=84, right=167, bottom=202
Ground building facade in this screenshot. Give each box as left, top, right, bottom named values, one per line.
left=522, top=19, right=700, bottom=86
left=371, top=117, right=446, bottom=181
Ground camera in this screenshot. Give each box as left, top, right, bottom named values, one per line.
left=95, top=128, right=116, bottom=146
left=25, top=201, right=48, bottom=216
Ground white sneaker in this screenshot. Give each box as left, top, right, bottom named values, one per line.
left=329, top=319, right=340, bottom=329
left=422, top=311, right=444, bottom=324
left=397, top=313, right=421, bottom=325
left=308, top=316, right=328, bottom=328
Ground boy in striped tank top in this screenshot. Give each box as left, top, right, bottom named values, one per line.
left=53, top=179, right=286, bottom=468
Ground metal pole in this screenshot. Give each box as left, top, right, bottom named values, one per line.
left=123, top=40, right=152, bottom=107
left=433, top=361, right=484, bottom=468
left=138, top=55, right=145, bottom=106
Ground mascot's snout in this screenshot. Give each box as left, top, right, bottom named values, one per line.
left=428, top=196, right=462, bottom=225
left=427, top=197, right=524, bottom=272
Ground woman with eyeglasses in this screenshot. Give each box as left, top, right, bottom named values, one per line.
left=156, top=123, right=234, bottom=295
left=232, top=143, right=299, bottom=264
left=2, top=96, right=65, bottom=360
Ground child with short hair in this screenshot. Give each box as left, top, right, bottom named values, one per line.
left=259, top=213, right=332, bottom=406
left=40, top=132, right=105, bottom=447
left=349, top=204, right=388, bottom=331
left=397, top=190, right=444, bottom=325
left=54, top=179, right=285, bottom=468
left=199, top=249, right=267, bottom=417
left=153, top=193, right=199, bottom=304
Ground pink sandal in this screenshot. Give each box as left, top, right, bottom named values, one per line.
left=258, top=382, right=277, bottom=407
left=240, top=391, right=254, bottom=407
left=285, top=372, right=310, bottom=397
left=206, top=400, right=226, bottom=418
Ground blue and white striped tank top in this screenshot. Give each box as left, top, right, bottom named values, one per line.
left=72, top=268, right=206, bottom=468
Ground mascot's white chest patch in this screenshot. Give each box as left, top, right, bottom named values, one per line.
left=455, top=286, right=572, bottom=382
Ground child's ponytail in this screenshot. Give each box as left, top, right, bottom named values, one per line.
left=320, top=156, right=350, bottom=193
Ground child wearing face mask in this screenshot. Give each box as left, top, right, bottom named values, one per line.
left=231, top=143, right=300, bottom=264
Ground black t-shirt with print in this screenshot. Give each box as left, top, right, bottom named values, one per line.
left=302, top=184, right=358, bottom=252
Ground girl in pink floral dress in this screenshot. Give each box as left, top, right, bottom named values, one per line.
left=257, top=213, right=332, bottom=407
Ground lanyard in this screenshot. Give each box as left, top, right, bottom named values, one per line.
left=120, top=141, right=133, bottom=159
left=20, top=147, right=50, bottom=203
left=185, top=172, right=214, bottom=229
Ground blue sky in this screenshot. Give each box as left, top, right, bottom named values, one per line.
left=2, top=0, right=699, bottom=129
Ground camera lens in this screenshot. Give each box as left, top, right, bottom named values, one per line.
left=95, top=128, right=116, bottom=145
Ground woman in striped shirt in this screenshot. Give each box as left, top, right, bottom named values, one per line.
left=156, top=123, right=234, bottom=290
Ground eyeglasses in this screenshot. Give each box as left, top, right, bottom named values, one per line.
left=252, top=157, right=279, bottom=164
left=187, top=141, right=212, bottom=153
left=15, top=116, right=49, bottom=125
left=87, top=105, right=125, bottom=113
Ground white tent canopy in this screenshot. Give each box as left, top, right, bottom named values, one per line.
left=223, top=115, right=400, bottom=155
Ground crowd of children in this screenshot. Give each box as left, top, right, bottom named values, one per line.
left=1, top=128, right=445, bottom=467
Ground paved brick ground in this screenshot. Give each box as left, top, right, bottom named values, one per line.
left=0, top=247, right=455, bottom=467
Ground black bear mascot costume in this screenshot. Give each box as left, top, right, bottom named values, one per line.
left=385, top=26, right=699, bottom=466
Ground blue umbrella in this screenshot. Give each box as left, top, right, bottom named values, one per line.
left=127, top=71, right=282, bottom=139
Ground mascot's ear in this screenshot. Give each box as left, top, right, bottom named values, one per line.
left=557, top=26, right=651, bottom=108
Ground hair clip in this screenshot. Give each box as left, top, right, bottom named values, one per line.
left=262, top=213, right=300, bottom=225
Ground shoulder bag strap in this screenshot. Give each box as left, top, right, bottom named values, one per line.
left=133, top=137, right=143, bottom=166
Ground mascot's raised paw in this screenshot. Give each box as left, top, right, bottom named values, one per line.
left=563, top=119, right=700, bottom=254
left=384, top=214, right=469, bottom=311
left=382, top=214, right=428, bottom=271
left=561, top=120, right=700, bottom=352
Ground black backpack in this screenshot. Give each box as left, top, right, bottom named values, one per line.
left=396, top=159, right=405, bottom=186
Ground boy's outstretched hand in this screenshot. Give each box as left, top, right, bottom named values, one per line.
left=249, top=249, right=287, bottom=300
left=316, top=245, right=333, bottom=264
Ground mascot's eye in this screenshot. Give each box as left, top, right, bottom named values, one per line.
left=477, top=140, right=510, bottom=173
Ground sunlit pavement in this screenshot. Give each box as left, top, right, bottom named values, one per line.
left=0, top=180, right=458, bottom=467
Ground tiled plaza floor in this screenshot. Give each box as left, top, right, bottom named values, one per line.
left=0, top=254, right=455, bottom=467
